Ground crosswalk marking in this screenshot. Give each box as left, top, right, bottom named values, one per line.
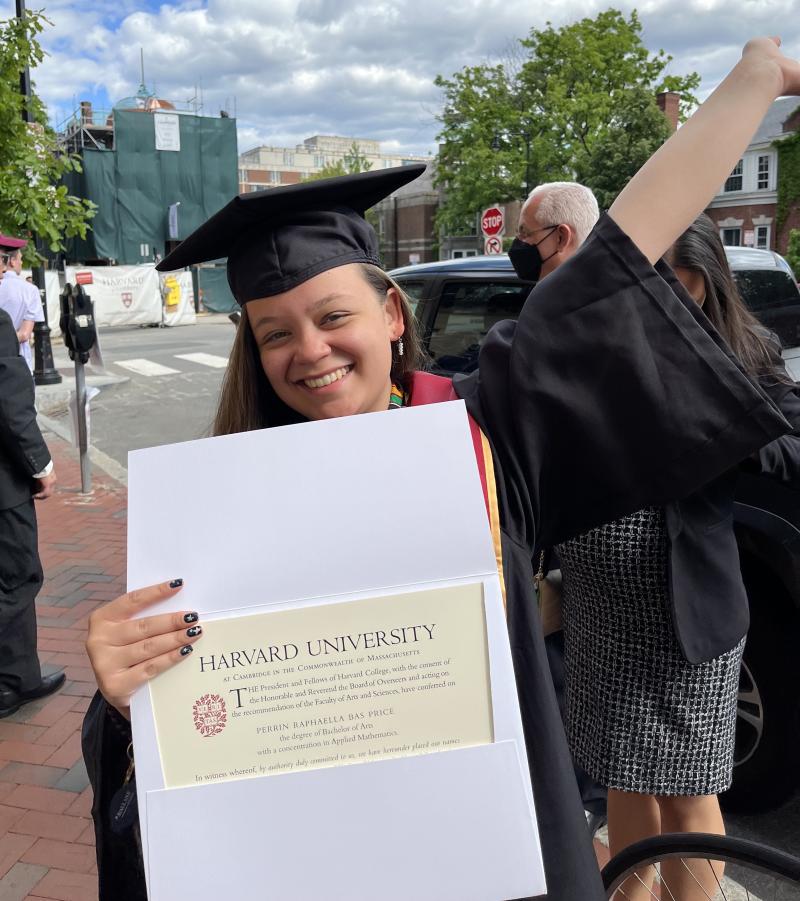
left=115, top=359, right=181, bottom=377
left=175, top=352, right=229, bottom=369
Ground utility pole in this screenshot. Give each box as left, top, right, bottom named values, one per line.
left=16, top=0, right=61, bottom=386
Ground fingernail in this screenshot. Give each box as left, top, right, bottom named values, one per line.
left=183, top=612, right=198, bottom=624
left=169, top=578, right=184, bottom=588
left=180, top=645, right=193, bottom=657
left=186, top=625, right=202, bottom=637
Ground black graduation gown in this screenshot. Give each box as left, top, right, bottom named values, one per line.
left=82, top=214, right=791, bottom=901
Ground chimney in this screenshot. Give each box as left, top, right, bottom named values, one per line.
left=80, top=100, right=93, bottom=126
left=784, top=103, right=800, bottom=134
left=656, top=92, right=680, bottom=133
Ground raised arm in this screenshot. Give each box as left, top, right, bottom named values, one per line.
left=609, top=37, right=800, bottom=263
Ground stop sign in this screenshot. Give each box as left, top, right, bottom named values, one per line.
left=481, top=206, right=505, bottom=237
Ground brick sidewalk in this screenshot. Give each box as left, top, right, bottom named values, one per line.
left=0, top=433, right=125, bottom=901
left=0, top=431, right=610, bottom=901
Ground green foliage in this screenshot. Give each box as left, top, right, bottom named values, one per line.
left=304, top=141, right=373, bottom=181
left=0, top=11, right=95, bottom=264
left=774, top=131, right=800, bottom=238
left=574, top=84, right=672, bottom=210
left=786, top=229, right=800, bottom=277
left=435, top=8, right=700, bottom=229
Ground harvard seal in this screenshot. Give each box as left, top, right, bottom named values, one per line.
left=192, top=693, right=227, bottom=737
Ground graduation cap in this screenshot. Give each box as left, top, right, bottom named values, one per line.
left=157, top=164, right=426, bottom=304
left=0, top=234, right=27, bottom=251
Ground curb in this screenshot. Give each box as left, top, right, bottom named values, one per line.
left=38, top=412, right=128, bottom=487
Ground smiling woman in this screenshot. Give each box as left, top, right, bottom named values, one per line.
left=81, top=38, right=800, bottom=901
left=217, top=261, right=425, bottom=430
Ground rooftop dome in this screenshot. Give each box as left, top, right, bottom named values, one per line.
left=113, top=84, right=176, bottom=113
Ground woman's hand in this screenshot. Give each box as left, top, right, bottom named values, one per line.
left=86, top=579, right=202, bottom=721
left=610, top=35, right=799, bottom=265
left=741, top=37, right=800, bottom=99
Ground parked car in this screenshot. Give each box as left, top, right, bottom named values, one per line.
left=390, top=252, right=800, bottom=814
left=726, top=245, right=800, bottom=349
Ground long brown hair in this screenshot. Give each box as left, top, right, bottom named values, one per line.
left=668, top=214, right=788, bottom=381
left=212, top=264, right=426, bottom=436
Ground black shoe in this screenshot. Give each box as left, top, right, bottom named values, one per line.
left=0, top=671, right=66, bottom=718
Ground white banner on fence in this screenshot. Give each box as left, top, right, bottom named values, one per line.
left=161, top=270, right=196, bottom=327
left=64, top=265, right=162, bottom=327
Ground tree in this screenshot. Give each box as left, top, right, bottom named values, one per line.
left=435, top=9, right=700, bottom=230
left=574, top=84, right=672, bottom=210
left=786, top=228, right=800, bottom=278
left=304, top=141, right=373, bottom=181
left=0, top=12, right=95, bottom=264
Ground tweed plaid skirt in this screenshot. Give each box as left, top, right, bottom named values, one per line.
left=556, top=507, right=744, bottom=796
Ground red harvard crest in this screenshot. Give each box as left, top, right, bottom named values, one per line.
left=192, top=693, right=227, bottom=737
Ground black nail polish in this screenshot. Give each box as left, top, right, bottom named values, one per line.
left=183, top=612, right=198, bottom=624
left=169, top=578, right=184, bottom=588
left=186, top=625, right=202, bottom=638
left=180, top=645, right=193, bottom=657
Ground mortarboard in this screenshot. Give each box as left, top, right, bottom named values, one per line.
left=157, top=165, right=426, bottom=304
left=0, top=234, right=27, bottom=251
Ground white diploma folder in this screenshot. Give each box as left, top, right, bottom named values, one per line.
left=129, top=401, right=545, bottom=900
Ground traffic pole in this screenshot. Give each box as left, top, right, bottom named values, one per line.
left=74, top=350, right=91, bottom=494
left=16, top=0, right=61, bottom=387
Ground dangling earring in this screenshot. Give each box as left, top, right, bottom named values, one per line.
left=396, top=337, right=404, bottom=358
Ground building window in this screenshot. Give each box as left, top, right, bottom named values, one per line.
left=756, top=225, right=770, bottom=249
left=283, top=151, right=294, bottom=166
left=721, top=227, right=741, bottom=246
left=757, top=155, right=770, bottom=190
left=724, top=159, right=743, bottom=193
left=451, top=249, right=478, bottom=259
left=313, top=154, right=325, bottom=168
left=271, top=171, right=281, bottom=183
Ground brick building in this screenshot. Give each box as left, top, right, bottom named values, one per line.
left=374, top=165, right=438, bottom=268
left=238, top=135, right=429, bottom=192
left=706, top=97, right=800, bottom=253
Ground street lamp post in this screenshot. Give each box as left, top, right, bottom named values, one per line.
left=16, top=0, right=61, bottom=386
left=492, top=131, right=532, bottom=197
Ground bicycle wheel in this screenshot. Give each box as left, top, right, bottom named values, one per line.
left=601, top=832, right=800, bottom=900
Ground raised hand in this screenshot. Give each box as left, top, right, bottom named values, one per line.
left=741, top=37, right=800, bottom=98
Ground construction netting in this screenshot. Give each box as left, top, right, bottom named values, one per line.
left=64, top=110, right=238, bottom=265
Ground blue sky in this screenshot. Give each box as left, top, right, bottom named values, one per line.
left=2, top=0, right=800, bottom=156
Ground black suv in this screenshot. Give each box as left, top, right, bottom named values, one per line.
left=390, top=252, right=800, bottom=814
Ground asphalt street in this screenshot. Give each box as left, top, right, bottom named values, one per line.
left=34, top=317, right=800, bottom=879
left=38, top=315, right=236, bottom=469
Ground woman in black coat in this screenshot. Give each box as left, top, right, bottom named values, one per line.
left=556, top=213, right=800, bottom=901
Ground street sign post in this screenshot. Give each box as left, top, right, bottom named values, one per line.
left=481, top=206, right=505, bottom=238
left=484, top=236, right=504, bottom=255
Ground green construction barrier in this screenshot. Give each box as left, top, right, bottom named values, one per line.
left=194, top=266, right=237, bottom=313
left=64, top=110, right=238, bottom=265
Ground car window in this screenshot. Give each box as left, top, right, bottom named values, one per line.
left=733, top=270, right=800, bottom=313
left=393, top=279, right=426, bottom=316
left=428, top=282, right=529, bottom=374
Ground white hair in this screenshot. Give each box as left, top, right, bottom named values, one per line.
left=526, top=182, right=599, bottom=247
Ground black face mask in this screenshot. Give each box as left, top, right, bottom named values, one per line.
left=508, top=226, right=559, bottom=282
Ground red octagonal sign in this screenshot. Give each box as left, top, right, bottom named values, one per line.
left=481, top=206, right=504, bottom=237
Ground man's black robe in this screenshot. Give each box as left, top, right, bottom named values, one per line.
left=83, top=215, right=791, bottom=900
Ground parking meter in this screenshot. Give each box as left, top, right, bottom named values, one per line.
left=59, top=283, right=98, bottom=492
left=59, top=283, right=97, bottom=364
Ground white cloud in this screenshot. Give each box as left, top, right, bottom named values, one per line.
left=1, top=0, right=798, bottom=154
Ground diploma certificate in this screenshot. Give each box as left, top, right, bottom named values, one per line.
left=149, top=582, right=493, bottom=788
